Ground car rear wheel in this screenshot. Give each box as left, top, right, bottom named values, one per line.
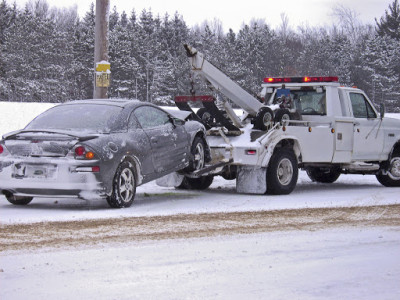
left=107, top=161, right=137, bottom=208
left=5, top=194, right=33, bottom=205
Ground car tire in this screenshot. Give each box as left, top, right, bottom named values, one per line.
left=177, top=175, right=214, bottom=190
left=376, top=154, right=400, bottom=187
left=106, top=161, right=137, bottom=208
left=306, top=167, right=341, bottom=183
left=5, top=194, right=33, bottom=205
left=185, top=136, right=207, bottom=172
left=274, top=109, right=291, bottom=124
left=266, top=148, right=298, bottom=195
left=254, top=107, right=274, bottom=131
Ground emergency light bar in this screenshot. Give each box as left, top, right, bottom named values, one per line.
left=264, top=76, right=338, bottom=83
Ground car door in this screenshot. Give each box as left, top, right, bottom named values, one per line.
left=349, top=92, right=384, bottom=161
left=133, top=106, right=189, bottom=174
left=126, top=112, right=155, bottom=177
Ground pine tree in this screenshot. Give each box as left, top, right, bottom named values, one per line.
left=376, top=0, right=400, bottom=39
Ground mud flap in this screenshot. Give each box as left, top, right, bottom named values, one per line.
left=156, top=172, right=184, bottom=187
left=236, top=166, right=267, bottom=194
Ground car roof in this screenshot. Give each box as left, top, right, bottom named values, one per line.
left=62, top=99, right=145, bottom=109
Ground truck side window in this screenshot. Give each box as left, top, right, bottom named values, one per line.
left=349, top=93, right=377, bottom=119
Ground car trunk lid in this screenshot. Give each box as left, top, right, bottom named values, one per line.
left=4, top=130, right=99, bottom=157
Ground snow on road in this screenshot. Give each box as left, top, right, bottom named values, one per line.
left=1, top=227, right=400, bottom=300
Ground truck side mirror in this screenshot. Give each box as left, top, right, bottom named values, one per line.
left=380, top=103, right=385, bottom=119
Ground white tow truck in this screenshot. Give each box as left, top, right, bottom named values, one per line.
left=159, top=45, right=400, bottom=194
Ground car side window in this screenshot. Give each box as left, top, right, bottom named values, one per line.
left=133, top=106, right=170, bottom=129
left=127, top=113, right=140, bottom=130
left=349, top=93, right=377, bottom=119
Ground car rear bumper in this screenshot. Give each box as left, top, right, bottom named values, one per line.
left=0, top=157, right=107, bottom=200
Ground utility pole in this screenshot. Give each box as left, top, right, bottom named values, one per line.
left=93, top=0, right=110, bottom=99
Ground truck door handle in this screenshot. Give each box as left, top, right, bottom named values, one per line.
left=354, top=122, right=360, bottom=126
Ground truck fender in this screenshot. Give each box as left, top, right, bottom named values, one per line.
left=261, top=136, right=302, bottom=168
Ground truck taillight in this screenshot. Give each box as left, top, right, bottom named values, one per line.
left=264, top=76, right=339, bottom=83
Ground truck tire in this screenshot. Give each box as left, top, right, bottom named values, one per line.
left=306, top=167, right=341, bottom=183
left=274, top=109, right=290, bottom=124
left=254, top=107, right=274, bottom=131
left=267, top=148, right=298, bottom=195
left=376, top=154, right=400, bottom=187
left=176, top=175, right=214, bottom=190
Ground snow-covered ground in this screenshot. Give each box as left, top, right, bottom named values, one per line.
left=1, top=102, right=400, bottom=299
left=1, top=227, right=400, bottom=300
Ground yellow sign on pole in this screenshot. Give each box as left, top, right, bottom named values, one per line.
left=95, top=61, right=111, bottom=88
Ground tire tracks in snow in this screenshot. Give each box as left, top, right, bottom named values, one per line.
left=1, top=204, right=400, bottom=252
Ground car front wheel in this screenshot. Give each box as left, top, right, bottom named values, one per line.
left=107, top=161, right=137, bottom=208
left=5, top=194, right=33, bottom=205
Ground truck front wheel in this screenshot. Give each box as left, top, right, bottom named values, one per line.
left=267, top=149, right=298, bottom=195
left=306, top=167, right=341, bottom=183
left=376, top=155, right=400, bottom=187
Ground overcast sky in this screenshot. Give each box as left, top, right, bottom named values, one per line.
left=13, top=0, right=393, bottom=32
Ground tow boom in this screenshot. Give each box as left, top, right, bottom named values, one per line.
left=184, top=44, right=263, bottom=116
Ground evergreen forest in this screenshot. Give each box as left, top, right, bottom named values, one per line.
left=1, top=0, right=400, bottom=112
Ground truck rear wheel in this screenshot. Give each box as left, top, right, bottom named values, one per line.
left=376, top=154, right=400, bottom=187
left=306, top=167, right=341, bottom=183
left=267, top=148, right=298, bottom=195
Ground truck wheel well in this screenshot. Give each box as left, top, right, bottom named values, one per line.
left=274, top=139, right=301, bottom=162
left=392, top=142, right=400, bottom=157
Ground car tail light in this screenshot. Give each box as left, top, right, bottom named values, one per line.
left=75, top=146, right=86, bottom=156
left=73, top=145, right=96, bottom=160
left=0, top=145, right=3, bottom=154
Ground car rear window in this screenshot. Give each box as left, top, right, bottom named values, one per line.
left=25, top=104, right=123, bottom=133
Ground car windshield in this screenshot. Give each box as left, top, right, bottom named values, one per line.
left=25, top=104, right=123, bottom=133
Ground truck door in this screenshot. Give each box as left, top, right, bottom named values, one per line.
left=349, top=92, right=384, bottom=161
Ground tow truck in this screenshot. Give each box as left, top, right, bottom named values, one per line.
left=158, top=45, right=400, bottom=194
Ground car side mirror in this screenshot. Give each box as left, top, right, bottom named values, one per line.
left=170, top=117, right=185, bottom=127
left=380, top=103, right=385, bottom=119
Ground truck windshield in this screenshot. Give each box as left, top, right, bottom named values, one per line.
left=272, top=89, right=327, bottom=115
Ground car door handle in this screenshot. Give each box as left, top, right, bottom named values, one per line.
left=150, top=137, right=158, bottom=143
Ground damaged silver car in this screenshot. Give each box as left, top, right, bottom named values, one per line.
left=0, top=99, right=210, bottom=208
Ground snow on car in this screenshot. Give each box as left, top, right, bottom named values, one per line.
left=0, top=99, right=209, bottom=208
